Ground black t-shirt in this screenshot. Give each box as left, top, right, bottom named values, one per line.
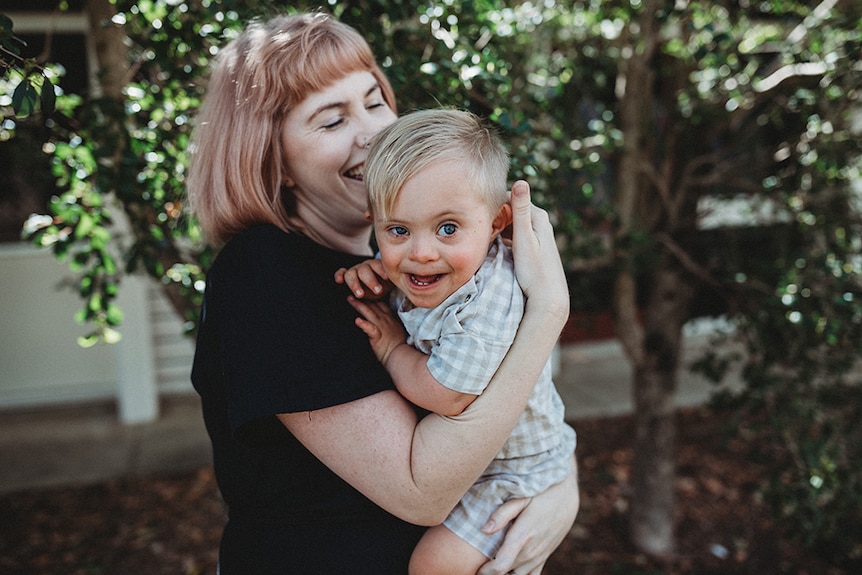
left=191, top=225, right=425, bottom=573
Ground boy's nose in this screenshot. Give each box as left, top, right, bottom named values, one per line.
left=409, top=237, right=438, bottom=263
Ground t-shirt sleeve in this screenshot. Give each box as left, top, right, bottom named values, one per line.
left=210, top=231, right=394, bottom=443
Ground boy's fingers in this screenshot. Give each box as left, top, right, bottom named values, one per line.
left=347, top=295, right=371, bottom=317
left=347, top=296, right=392, bottom=320
left=370, top=258, right=389, bottom=281
left=357, top=267, right=382, bottom=294
left=344, top=270, right=366, bottom=297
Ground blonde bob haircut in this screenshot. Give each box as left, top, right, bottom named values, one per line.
left=187, top=13, right=396, bottom=245
left=364, top=108, right=509, bottom=220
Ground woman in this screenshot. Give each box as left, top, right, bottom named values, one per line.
left=187, top=12, right=578, bottom=574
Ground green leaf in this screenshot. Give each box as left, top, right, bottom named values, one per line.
left=88, top=293, right=103, bottom=312
left=105, top=304, right=124, bottom=326
left=12, top=78, right=38, bottom=117
left=77, top=333, right=100, bottom=348
left=103, top=327, right=122, bottom=344
left=75, top=213, right=95, bottom=239
left=0, top=13, right=14, bottom=40
left=0, top=13, right=25, bottom=55
left=79, top=275, right=93, bottom=296
left=40, top=77, right=56, bottom=115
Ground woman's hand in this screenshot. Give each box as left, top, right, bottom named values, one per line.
left=478, top=458, right=580, bottom=575
left=508, top=180, right=569, bottom=324
left=473, top=181, right=575, bottom=575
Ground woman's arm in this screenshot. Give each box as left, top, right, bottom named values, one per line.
left=278, top=181, right=570, bottom=525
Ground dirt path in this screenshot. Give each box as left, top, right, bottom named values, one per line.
left=0, top=408, right=849, bottom=575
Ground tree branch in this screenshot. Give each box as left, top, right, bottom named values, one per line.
left=654, top=232, right=722, bottom=290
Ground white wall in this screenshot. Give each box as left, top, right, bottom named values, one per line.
left=0, top=243, right=117, bottom=406
left=0, top=243, right=194, bottom=423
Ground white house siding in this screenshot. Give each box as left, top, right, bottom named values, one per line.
left=0, top=243, right=195, bottom=423
left=148, top=283, right=195, bottom=396
left=0, top=243, right=118, bottom=407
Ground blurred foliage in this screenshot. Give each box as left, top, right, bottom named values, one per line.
left=2, top=0, right=861, bottom=563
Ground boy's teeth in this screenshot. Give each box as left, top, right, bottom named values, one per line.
left=411, top=274, right=439, bottom=286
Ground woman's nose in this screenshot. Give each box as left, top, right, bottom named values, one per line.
left=356, top=107, right=395, bottom=150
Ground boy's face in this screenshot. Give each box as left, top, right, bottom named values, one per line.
left=374, top=159, right=511, bottom=308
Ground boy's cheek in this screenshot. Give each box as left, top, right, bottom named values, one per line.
left=377, top=252, right=400, bottom=280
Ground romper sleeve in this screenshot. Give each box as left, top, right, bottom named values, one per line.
left=424, top=241, right=525, bottom=395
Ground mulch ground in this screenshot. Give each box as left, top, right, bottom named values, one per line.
left=0, top=408, right=851, bottom=575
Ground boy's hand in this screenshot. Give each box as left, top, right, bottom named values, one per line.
left=347, top=296, right=407, bottom=366
left=334, top=259, right=392, bottom=300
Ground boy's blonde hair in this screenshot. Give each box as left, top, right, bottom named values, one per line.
left=187, top=13, right=396, bottom=245
left=364, top=108, right=509, bottom=220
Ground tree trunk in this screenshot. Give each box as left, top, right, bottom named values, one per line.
left=628, top=261, right=692, bottom=556
left=612, top=0, right=690, bottom=556
left=85, top=0, right=199, bottom=328
left=85, top=0, right=128, bottom=99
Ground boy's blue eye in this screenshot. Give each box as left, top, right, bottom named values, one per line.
left=439, top=223, right=457, bottom=237
left=390, top=226, right=408, bottom=237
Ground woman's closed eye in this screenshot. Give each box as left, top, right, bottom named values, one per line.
left=321, top=116, right=345, bottom=130
left=321, top=101, right=385, bottom=131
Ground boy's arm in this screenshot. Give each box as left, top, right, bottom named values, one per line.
left=385, top=344, right=478, bottom=416
left=347, top=297, right=477, bottom=416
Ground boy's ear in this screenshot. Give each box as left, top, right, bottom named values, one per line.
left=491, top=203, right=513, bottom=235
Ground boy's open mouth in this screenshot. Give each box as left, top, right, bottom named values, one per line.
left=409, top=274, right=442, bottom=287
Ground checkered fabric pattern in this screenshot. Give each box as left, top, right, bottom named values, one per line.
left=394, top=236, right=578, bottom=557
left=443, top=425, right=577, bottom=558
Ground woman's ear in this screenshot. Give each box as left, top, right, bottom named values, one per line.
left=491, top=203, right=513, bottom=236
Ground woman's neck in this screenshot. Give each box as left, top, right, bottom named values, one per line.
left=287, top=215, right=374, bottom=256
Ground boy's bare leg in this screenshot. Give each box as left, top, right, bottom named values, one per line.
left=409, top=524, right=487, bottom=575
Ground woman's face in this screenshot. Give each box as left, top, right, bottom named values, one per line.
left=281, top=71, right=397, bottom=239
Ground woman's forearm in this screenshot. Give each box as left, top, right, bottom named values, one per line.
left=407, top=297, right=568, bottom=521
left=404, top=179, right=571, bottom=520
